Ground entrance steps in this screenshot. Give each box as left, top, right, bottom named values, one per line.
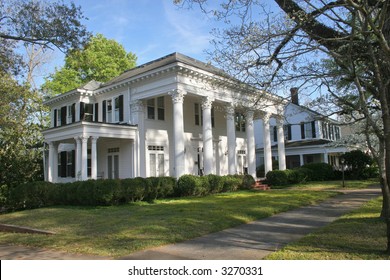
left=252, top=179, right=270, bottom=191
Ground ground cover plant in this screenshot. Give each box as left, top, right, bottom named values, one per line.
left=266, top=197, right=389, bottom=260
left=0, top=189, right=336, bottom=258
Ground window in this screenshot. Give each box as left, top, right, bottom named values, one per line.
left=237, top=150, right=247, bottom=174
left=147, top=97, right=165, bottom=120
left=57, top=109, right=62, bottom=127
left=107, top=100, right=113, bottom=123
left=66, top=151, right=75, bottom=177
left=115, top=97, right=120, bottom=122
left=84, top=104, right=94, bottom=122
left=284, top=124, right=292, bottom=140
left=67, top=105, right=73, bottom=124
left=235, top=113, right=246, bottom=132
left=195, top=103, right=201, bottom=125
left=322, top=122, right=329, bottom=139
left=335, top=126, right=341, bottom=140
left=148, top=146, right=164, bottom=177
left=157, top=96, right=164, bottom=121
left=194, top=103, right=215, bottom=127
left=301, top=121, right=316, bottom=139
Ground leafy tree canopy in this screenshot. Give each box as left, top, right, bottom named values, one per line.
left=43, top=34, right=137, bottom=96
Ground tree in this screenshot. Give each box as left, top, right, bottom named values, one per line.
left=43, top=34, right=137, bottom=95
left=0, top=0, right=90, bottom=203
left=0, top=0, right=90, bottom=54
left=175, top=0, right=390, bottom=253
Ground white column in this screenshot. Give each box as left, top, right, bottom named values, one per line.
left=47, top=142, right=58, bottom=182
left=74, top=137, right=82, bottom=180
left=202, top=97, right=214, bottom=175
left=300, top=154, right=304, bottom=166
left=324, top=151, right=329, bottom=164
left=262, top=112, right=273, bottom=175
left=170, top=90, right=186, bottom=178
left=81, top=135, right=89, bottom=180
left=245, top=110, right=256, bottom=179
left=226, top=106, right=236, bottom=175
left=131, top=100, right=145, bottom=177
left=91, top=136, right=99, bottom=179
left=276, top=117, right=286, bottom=170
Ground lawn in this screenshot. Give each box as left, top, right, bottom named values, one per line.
left=266, top=197, right=390, bottom=260
left=0, top=189, right=337, bottom=258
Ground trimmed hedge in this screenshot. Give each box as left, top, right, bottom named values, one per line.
left=5, top=174, right=254, bottom=211
left=266, top=163, right=336, bottom=186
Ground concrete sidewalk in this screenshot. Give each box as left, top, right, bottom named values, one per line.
left=0, top=187, right=381, bottom=260
left=120, top=187, right=381, bottom=260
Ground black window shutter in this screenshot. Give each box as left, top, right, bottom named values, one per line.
left=311, top=121, right=316, bottom=138
left=273, top=126, right=277, bottom=142
left=287, top=125, right=292, bottom=140
left=71, top=150, right=76, bottom=178
left=301, top=123, right=305, bottom=139
left=53, top=109, right=57, bottom=127
left=71, top=103, right=76, bottom=123
left=80, top=102, right=85, bottom=121
left=102, top=100, right=106, bottom=122
left=95, top=103, right=99, bottom=122
left=61, top=106, right=67, bottom=126
left=60, top=151, right=67, bottom=177
left=119, top=95, right=124, bottom=122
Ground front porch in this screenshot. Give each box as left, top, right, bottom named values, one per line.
left=43, top=121, right=138, bottom=183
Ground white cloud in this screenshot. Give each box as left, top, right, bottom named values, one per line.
left=162, top=1, right=212, bottom=56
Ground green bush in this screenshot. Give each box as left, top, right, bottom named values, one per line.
left=206, top=174, right=224, bottom=193
left=240, top=174, right=255, bottom=189
left=176, top=175, right=207, bottom=197
left=302, top=163, right=334, bottom=181
left=121, top=177, right=147, bottom=202
left=7, top=181, right=57, bottom=210
left=266, top=170, right=289, bottom=186
left=222, top=175, right=242, bottom=192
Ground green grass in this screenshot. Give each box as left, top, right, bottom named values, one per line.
left=274, top=179, right=379, bottom=190
left=0, top=189, right=336, bottom=258
left=266, top=197, right=390, bottom=260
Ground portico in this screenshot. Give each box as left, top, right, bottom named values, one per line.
left=43, top=52, right=286, bottom=182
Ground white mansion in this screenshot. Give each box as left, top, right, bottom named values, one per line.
left=43, top=53, right=287, bottom=182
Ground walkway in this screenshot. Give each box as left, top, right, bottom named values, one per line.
left=0, top=187, right=381, bottom=260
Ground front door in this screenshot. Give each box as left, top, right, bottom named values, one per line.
left=107, top=154, right=119, bottom=179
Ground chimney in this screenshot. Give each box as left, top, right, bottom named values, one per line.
left=290, top=87, right=299, bottom=105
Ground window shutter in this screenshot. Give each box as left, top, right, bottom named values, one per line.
left=94, top=103, right=99, bottom=122
left=71, top=103, right=76, bottom=123
left=71, top=150, right=76, bottom=178
left=287, top=125, right=292, bottom=140
left=102, top=100, right=106, bottom=122
left=273, top=126, right=277, bottom=142
left=53, top=109, right=57, bottom=127
left=60, top=151, right=67, bottom=177
left=80, top=102, right=85, bottom=121
left=119, top=95, right=124, bottom=122
left=61, top=106, right=67, bottom=126
left=311, top=121, right=316, bottom=138
left=301, top=123, right=305, bottom=139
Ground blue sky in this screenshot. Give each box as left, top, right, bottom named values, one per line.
left=64, top=0, right=215, bottom=64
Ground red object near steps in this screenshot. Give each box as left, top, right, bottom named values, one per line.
left=252, top=180, right=270, bottom=191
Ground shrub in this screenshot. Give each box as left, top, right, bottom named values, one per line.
left=176, top=175, right=208, bottom=197
left=206, top=174, right=224, bottom=193
left=7, top=181, right=57, bottom=210
left=157, top=177, right=176, bottom=198
left=222, top=175, right=242, bottom=192
left=121, top=177, right=147, bottom=202
left=240, top=174, right=255, bottom=189
left=266, top=170, right=289, bottom=186
left=302, top=163, right=334, bottom=181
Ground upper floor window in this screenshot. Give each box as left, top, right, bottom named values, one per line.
left=103, top=95, right=123, bottom=123
left=300, top=121, right=316, bottom=139
left=147, top=96, right=165, bottom=121
left=235, top=113, right=246, bottom=132
left=194, top=103, right=215, bottom=127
